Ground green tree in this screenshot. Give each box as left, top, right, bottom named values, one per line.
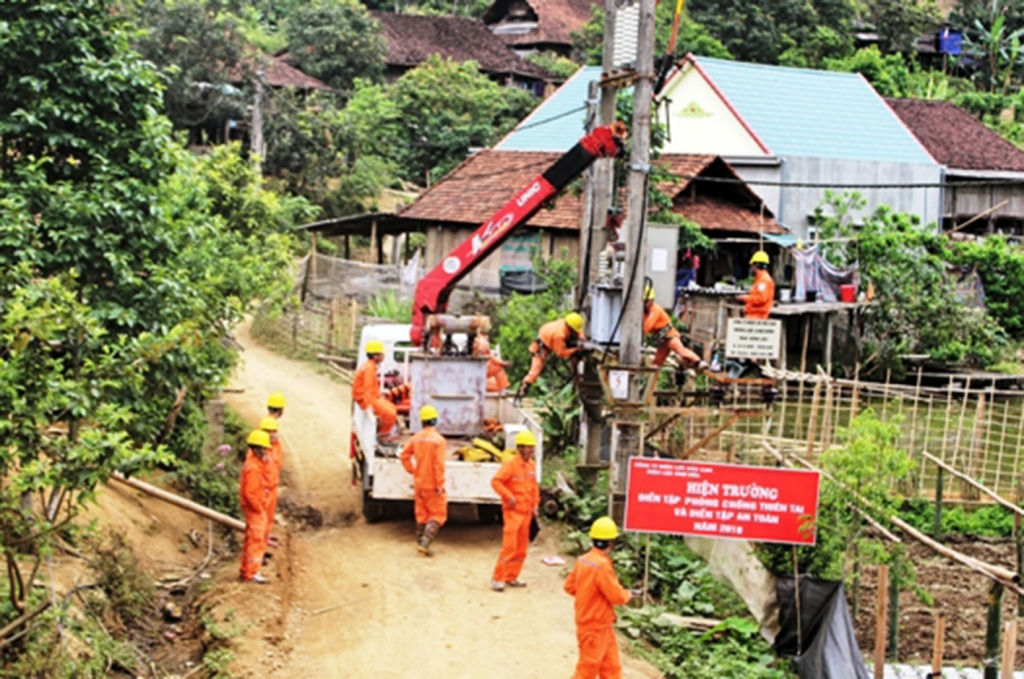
left=285, top=0, right=387, bottom=92
left=344, top=56, right=538, bottom=185
left=824, top=46, right=915, bottom=97
left=865, top=0, right=941, bottom=55
left=132, top=0, right=248, bottom=131
left=572, top=5, right=731, bottom=66
left=0, top=0, right=313, bottom=643
left=687, top=0, right=856, bottom=64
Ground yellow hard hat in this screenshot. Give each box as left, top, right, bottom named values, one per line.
left=267, top=392, right=286, bottom=409
left=564, top=312, right=584, bottom=333
left=247, top=430, right=271, bottom=449
left=643, top=283, right=656, bottom=301
left=750, top=250, right=770, bottom=265
left=366, top=339, right=385, bottom=355
left=589, top=516, right=619, bottom=540
left=514, top=429, right=537, bottom=447
left=259, top=416, right=279, bottom=432
left=420, top=404, right=439, bottom=421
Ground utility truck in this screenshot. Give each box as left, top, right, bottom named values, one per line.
left=350, top=123, right=627, bottom=521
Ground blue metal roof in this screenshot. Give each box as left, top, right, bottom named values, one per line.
left=495, top=66, right=603, bottom=151
left=695, top=57, right=935, bottom=164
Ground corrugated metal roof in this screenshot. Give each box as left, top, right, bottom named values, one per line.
left=495, top=65, right=602, bottom=151
left=694, top=57, right=935, bottom=164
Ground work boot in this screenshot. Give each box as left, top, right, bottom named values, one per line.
left=418, top=520, right=440, bottom=556
left=508, top=579, right=527, bottom=588
left=415, top=523, right=425, bottom=542
left=491, top=579, right=506, bottom=592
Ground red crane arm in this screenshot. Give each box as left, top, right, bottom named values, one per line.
left=410, top=124, right=624, bottom=346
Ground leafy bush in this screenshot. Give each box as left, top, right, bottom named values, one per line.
left=492, top=250, right=578, bottom=384
left=949, top=236, right=1024, bottom=339
left=898, top=498, right=1016, bottom=538
left=758, top=411, right=914, bottom=581
left=365, top=290, right=413, bottom=323
left=813, top=193, right=1008, bottom=374
left=86, top=531, right=155, bottom=625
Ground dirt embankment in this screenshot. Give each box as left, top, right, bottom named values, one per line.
left=213, top=320, right=660, bottom=678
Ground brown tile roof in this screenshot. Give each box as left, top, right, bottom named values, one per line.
left=886, top=98, right=1024, bottom=172
left=231, top=54, right=330, bottom=91
left=371, top=12, right=553, bottom=80
left=397, top=150, right=787, bottom=235
left=484, top=0, right=596, bottom=49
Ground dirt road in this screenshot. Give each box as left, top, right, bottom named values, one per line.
left=220, top=320, right=660, bottom=678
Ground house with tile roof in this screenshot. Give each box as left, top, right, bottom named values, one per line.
left=372, top=12, right=553, bottom=95
left=887, top=98, right=1024, bottom=234
left=482, top=0, right=595, bottom=58
left=393, top=150, right=786, bottom=290
left=498, top=56, right=946, bottom=238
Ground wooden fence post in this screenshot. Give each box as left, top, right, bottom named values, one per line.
left=874, top=565, right=889, bottom=679
left=1001, top=618, right=1017, bottom=679
left=934, top=465, right=944, bottom=541
left=985, top=581, right=1003, bottom=679
left=931, top=612, right=945, bottom=678
left=888, top=558, right=899, bottom=662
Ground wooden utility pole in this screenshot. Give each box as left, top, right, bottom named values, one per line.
left=251, top=70, right=265, bottom=171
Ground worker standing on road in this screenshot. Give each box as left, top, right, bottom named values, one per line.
left=515, top=312, right=586, bottom=405
left=738, top=251, right=775, bottom=320
left=239, top=430, right=274, bottom=584
left=259, top=416, right=282, bottom=549
left=264, top=392, right=286, bottom=547
left=352, top=339, right=398, bottom=439
left=564, top=517, right=633, bottom=678
left=491, top=430, right=540, bottom=591
left=642, top=283, right=703, bottom=369
left=400, top=405, right=448, bottom=556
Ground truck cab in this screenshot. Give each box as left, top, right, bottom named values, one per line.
left=352, top=323, right=543, bottom=522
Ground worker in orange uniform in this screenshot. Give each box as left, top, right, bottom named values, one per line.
left=491, top=429, right=540, bottom=591
left=514, top=312, right=586, bottom=405
left=264, top=392, right=286, bottom=547
left=400, top=404, right=448, bottom=555
left=564, top=517, right=633, bottom=678
left=239, top=430, right=274, bottom=584
left=352, top=339, right=398, bottom=438
left=473, top=334, right=511, bottom=393
left=738, top=251, right=775, bottom=320
left=642, top=283, right=703, bottom=369
left=259, top=416, right=282, bottom=550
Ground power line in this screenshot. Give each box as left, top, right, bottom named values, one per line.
left=511, top=105, right=588, bottom=133
left=674, top=174, right=1024, bottom=190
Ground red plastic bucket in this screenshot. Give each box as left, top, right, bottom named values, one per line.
left=840, top=284, right=856, bottom=303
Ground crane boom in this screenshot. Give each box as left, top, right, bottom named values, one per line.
left=410, top=123, right=625, bottom=346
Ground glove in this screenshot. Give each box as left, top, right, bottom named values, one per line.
left=697, top=359, right=709, bottom=372
left=513, top=382, right=530, bottom=408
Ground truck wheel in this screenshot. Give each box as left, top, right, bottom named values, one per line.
left=362, top=490, right=385, bottom=523
left=478, top=505, right=504, bottom=525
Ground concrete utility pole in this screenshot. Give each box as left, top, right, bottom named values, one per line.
left=620, top=0, right=655, bottom=373
left=579, top=0, right=621, bottom=470
left=609, top=0, right=655, bottom=521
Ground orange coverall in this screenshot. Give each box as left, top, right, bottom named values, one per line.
left=524, top=319, right=585, bottom=385
left=487, top=356, right=510, bottom=392
left=400, top=425, right=448, bottom=527
left=740, top=268, right=775, bottom=320
left=262, top=437, right=283, bottom=544
left=491, top=454, right=539, bottom=583
left=643, top=302, right=700, bottom=367
left=239, top=449, right=272, bottom=581
left=564, top=547, right=633, bottom=679
left=352, top=359, right=398, bottom=434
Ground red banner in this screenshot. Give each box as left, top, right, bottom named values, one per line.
left=623, top=458, right=820, bottom=545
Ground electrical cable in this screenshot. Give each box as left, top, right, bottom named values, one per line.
left=602, top=171, right=650, bottom=355
left=512, top=104, right=588, bottom=133
left=671, top=173, right=1024, bottom=190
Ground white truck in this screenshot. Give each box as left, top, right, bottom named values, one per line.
left=351, top=323, right=543, bottom=522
